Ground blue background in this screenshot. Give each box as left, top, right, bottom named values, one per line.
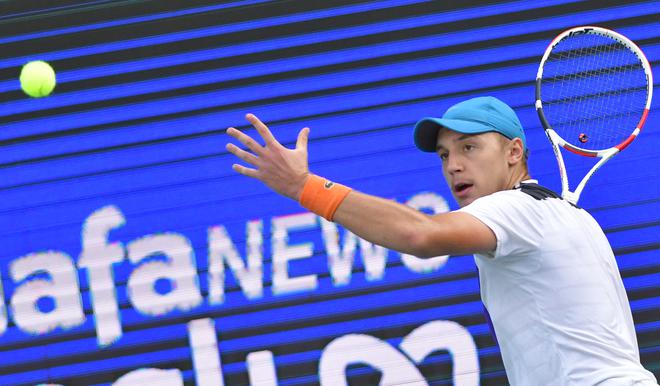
left=0, top=1, right=658, bottom=385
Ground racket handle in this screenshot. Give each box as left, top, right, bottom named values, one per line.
left=563, top=191, right=579, bottom=205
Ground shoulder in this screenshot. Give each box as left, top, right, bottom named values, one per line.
left=475, top=188, right=529, bottom=203
left=462, top=188, right=536, bottom=214
left=458, top=189, right=541, bottom=233
left=465, top=182, right=567, bottom=213
left=457, top=184, right=554, bottom=258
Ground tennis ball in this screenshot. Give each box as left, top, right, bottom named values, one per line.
left=20, top=60, right=56, bottom=98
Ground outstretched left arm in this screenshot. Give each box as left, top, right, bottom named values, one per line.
left=226, top=114, right=495, bottom=257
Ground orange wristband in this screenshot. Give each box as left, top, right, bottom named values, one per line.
left=299, top=174, right=352, bottom=221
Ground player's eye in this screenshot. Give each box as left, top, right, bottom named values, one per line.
left=439, top=152, right=448, bottom=161
left=464, top=144, right=475, bottom=152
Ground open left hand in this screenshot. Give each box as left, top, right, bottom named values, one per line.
left=226, top=113, right=310, bottom=200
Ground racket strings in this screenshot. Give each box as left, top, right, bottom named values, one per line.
left=541, top=32, right=647, bottom=150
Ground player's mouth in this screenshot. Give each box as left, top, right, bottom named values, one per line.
left=453, top=182, right=474, bottom=199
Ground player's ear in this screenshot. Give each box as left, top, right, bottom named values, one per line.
left=507, top=138, right=525, bottom=165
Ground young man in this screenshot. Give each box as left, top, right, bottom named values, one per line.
left=226, top=96, right=657, bottom=385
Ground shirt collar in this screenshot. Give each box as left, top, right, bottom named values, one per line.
left=514, top=179, right=538, bottom=189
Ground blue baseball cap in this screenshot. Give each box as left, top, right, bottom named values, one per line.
left=413, top=96, right=527, bottom=153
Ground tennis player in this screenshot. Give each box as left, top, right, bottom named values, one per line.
left=226, top=96, right=658, bottom=385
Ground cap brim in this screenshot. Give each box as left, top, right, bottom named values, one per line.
left=413, top=117, right=494, bottom=152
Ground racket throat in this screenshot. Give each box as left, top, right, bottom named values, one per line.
left=563, top=146, right=619, bottom=204
left=562, top=191, right=580, bottom=205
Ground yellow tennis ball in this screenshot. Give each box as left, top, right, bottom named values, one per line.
left=20, top=60, right=56, bottom=98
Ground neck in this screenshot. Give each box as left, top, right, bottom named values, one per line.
left=506, top=168, right=532, bottom=190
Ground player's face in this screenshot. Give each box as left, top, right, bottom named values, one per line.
left=436, top=129, right=512, bottom=207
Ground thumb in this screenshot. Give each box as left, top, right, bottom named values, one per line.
left=296, top=127, right=310, bottom=150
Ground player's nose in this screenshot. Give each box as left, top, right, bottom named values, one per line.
left=445, top=153, right=464, bottom=175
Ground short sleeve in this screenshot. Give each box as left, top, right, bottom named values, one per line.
left=458, top=191, right=544, bottom=259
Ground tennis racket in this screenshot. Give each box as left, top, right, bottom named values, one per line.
left=535, top=26, right=653, bottom=204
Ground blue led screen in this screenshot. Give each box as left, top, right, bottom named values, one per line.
left=0, top=1, right=658, bottom=385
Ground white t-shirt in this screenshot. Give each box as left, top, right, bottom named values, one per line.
left=459, top=181, right=658, bottom=386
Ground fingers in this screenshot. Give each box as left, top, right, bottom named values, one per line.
left=226, top=126, right=261, bottom=178
left=296, top=127, right=310, bottom=150
left=232, top=163, right=259, bottom=178
left=227, top=127, right=265, bottom=156
left=226, top=142, right=259, bottom=166
left=246, top=113, right=278, bottom=146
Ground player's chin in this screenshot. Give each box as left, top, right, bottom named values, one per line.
left=453, top=193, right=476, bottom=208
left=453, top=187, right=478, bottom=207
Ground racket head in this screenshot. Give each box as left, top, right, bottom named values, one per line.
left=535, top=26, right=653, bottom=156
